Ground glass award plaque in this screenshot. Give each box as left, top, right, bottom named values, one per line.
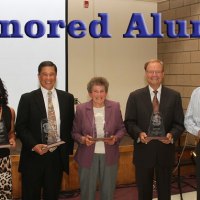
left=146, top=112, right=168, bottom=142
left=41, top=118, right=65, bottom=150
left=88, top=112, right=114, bottom=142
left=89, top=113, right=110, bottom=142
left=42, top=141, right=66, bottom=151
left=0, top=120, right=11, bottom=148
left=41, top=118, right=49, bottom=144
left=89, top=129, right=113, bottom=142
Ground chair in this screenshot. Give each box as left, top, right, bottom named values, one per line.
left=172, top=132, right=197, bottom=200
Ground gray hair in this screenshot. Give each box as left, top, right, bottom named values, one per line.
left=144, top=59, right=164, bottom=72
left=87, top=77, right=109, bottom=93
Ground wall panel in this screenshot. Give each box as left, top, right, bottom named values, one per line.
left=68, top=0, right=157, bottom=115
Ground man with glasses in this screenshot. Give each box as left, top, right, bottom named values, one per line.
left=124, top=59, right=184, bottom=200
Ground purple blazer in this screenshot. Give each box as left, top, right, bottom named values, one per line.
left=72, top=99, right=126, bottom=168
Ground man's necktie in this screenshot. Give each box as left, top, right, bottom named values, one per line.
left=47, top=91, right=57, bottom=144
left=152, top=90, right=159, bottom=113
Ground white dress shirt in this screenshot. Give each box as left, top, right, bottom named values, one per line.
left=184, top=87, right=200, bottom=136
left=41, top=86, right=61, bottom=141
left=148, top=85, right=162, bottom=103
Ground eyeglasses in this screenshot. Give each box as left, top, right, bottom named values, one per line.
left=146, top=71, right=163, bottom=75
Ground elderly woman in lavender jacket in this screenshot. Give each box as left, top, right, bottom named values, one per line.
left=72, top=77, right=126, bottom=200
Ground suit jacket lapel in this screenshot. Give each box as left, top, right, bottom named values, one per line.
left=105, top=100, right=112, bottom=126
left=160, top=86, right=167, bottom=113
left=34, top=89, right=47, bottom=118
left=86, top=101, right=95, bottom=130
left=144, top=86, right=153, bottom=114
left=56, top=90, right=64, bottom=122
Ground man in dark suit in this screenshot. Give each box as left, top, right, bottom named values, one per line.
left=16, top=61, right=74, bottom=200
left=124, top=59, right=184, bottom=200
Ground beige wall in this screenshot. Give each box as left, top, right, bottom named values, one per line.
left=158, top=0, right=200, bottom=112
left=68, top=0, right=157, bottom=116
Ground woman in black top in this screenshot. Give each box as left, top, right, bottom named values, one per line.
left=0, top=78, right=16, bottom=199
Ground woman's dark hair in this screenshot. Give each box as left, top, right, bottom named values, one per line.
left=0, top=78, right=8, bottom=105
left=38, top=61, right=57, bottom=74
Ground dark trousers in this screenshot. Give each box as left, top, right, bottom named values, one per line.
left=135, top=164, right=172, bottom=200
left=196, top=143, right=200, bottom=200
left=21, top=149, right=63, bottom=200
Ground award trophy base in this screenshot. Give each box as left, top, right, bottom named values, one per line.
left=0, top=143, right=11, bottom=149
left=47, top=140, right=65, bottom=149
left=42, top=140, right=65, bottom=151
left=89, top=137, right=113, bottom=142
left=146, top=136, right=168, bottom=142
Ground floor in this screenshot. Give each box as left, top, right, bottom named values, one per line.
left=154, top=191, right=196, bottom=200
left=57, top=175, right=197, bottom=200
left=58, top=190, right=197, bottom=200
